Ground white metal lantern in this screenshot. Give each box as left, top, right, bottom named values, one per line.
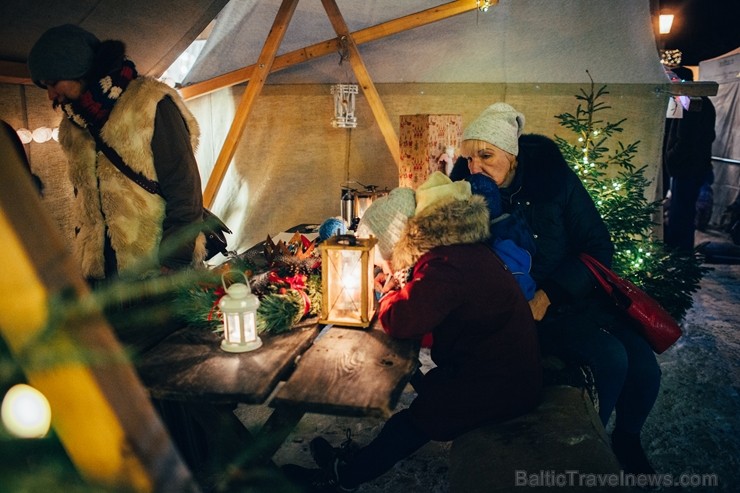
left=319, top=234, right=377, bottom=328
left=331, top=83, right=358, bottom=128
left=219, top=273, right=262, bottom=353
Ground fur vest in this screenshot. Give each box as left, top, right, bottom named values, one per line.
left=59, top=77, right=201, bottom=279
left=393, top=194, right=490, bottom=271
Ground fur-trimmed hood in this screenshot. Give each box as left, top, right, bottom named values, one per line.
left=392, top=194, right=490, bottom=271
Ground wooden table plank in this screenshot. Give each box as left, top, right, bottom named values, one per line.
left=136, top=318, right=320, bottom=404
left=271, top=322, right=420, bottom=418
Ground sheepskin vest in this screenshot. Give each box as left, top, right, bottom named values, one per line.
left=392, top=195, right=490, bottom=271
left=58, top=77, right=201, bottom=279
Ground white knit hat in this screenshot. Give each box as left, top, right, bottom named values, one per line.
left=356, top=187, right=416, bottom=261
left=415, top=171, right=471, bottom=215
left=462, top=102, right=526, bottom=156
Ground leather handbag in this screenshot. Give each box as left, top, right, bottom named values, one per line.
left=579, top=253, right=682, bottom=354
left=92, top=133, right=231, bottom=260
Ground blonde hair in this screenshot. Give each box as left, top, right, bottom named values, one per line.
left=460, top=139, right=516, bottom=163
left=460, top=139, right=490, bottom=158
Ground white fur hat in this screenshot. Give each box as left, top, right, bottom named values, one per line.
left=356, top=187, right=416, bottom=261
left=463, top=102, right=526, bottom=156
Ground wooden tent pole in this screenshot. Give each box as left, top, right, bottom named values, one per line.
left=202, top=0, right=300, bottom=208
left=180, top=0, right=485, bottom=101
left=321, top=0, right=401, bottom=169
left=0, top=125, right=198, bottom=491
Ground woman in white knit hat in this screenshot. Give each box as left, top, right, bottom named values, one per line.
left=451, top=102, right=660, bottom=475
left=285, top=171, right=542, bottom=492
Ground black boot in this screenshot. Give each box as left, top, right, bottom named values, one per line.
left=280, top=463, right=345, bottom=493
left=308, top=430, right=358, bottom=492
left=611, top=428, right=655, bottom=475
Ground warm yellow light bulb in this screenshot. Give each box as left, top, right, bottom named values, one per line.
left=1, top=384, right=52, bottom=438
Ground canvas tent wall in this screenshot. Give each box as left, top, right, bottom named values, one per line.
left=699, top=47, right=740, bottom=227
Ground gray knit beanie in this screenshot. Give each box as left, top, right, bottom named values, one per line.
left=356, top=188, right=416, bottom=261
left=463, top=102, right=525, bottom=156
left=27, top=24, right=100, bottom=88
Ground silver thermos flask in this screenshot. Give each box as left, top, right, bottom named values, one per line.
left=341, top=188, right=356, bottom=228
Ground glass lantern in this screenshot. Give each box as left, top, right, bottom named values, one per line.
left=219, top=273, right=262, bottom=353
left=319, top=235, right=377, bottom=328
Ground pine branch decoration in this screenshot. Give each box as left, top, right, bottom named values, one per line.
left=257, top=290, right=304, bottom=334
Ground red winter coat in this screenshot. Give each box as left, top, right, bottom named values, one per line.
left=379, top=196, right=541, bottom=440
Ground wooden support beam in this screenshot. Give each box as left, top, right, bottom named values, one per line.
left=664, top=80, right=719, bottom=97
left=0, top=60, right=32, bottom=85
left=0, top=123, right=197, bottom=491
left=202, top=0, right=300, bottom=208
left=180, top=0, right=485, bottom=100
left=321, top=0, right=401, bottom=169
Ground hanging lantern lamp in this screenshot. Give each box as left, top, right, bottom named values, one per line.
left=331, top=83, right=358, bottom=129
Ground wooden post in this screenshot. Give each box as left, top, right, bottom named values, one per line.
left=0, top=124, right=198, bottom=492
left=179, top=0, right=486, bottom=101
left=321, top=0, right=402, bottom=169
left=202, top=0, right=300, bottom=208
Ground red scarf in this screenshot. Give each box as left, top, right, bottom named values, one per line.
left=63, top=59, right=138, bottom=131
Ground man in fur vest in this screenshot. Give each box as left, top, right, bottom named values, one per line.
left=28, top=24, right=206, bottom=283
left=27, top=24, right=212, bottom=470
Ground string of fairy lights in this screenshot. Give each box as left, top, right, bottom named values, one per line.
left=567, top=126, right=655, bottom=274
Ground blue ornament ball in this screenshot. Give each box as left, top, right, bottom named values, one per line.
left=319, top=217, right=347, bottom=241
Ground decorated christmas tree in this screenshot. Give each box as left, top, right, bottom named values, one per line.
left=553, top=74, right=706, bottom=321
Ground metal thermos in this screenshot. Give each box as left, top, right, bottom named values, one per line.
left=341, top=188, right=356, bottom=227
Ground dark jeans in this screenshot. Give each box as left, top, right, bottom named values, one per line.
left=538, top=299, right=661, bottom=434
left=665, top=174, right=705, bottom=250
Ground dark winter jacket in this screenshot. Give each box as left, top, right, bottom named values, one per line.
left=663, top=97, right=716, bottom=179
left=452, top=134, right=614, bottom=309
left=379, top=195, right=542, bottom=440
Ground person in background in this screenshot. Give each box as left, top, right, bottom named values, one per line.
left=451, top=102, right=661, bottom=474
left=285, top=171, right=541, bottom=492
left=27, top=24, right=205, bottom=285
left=663, top=66, right=717, bottom=250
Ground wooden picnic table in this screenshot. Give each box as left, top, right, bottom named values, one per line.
left=136, top=224, right=419, bottom=484
left=135, top=315, right=420, bottom=479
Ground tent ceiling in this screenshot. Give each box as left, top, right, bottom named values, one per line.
left=0, top=0, right=736, bottom=87
left=183, top=0, right=669, bottom=87
left=0, top=0, right=229, bottom=83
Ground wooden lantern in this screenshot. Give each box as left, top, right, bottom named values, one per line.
left=319, top=235, right=377, bottom=328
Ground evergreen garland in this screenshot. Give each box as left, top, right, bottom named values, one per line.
left=176, top=238, right=322, bottom=334
left=257, top=290, right=304, bottom=334
left=554, top=74, right=707, bottom=320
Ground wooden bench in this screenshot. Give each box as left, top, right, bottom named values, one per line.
left=449, top=385, right=632, bottom=493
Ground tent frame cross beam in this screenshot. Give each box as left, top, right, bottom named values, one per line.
left=202, top=0, right=299, bottom=207
left=201, top=0, right=492, bottom=207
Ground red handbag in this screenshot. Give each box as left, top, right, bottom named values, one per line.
left=579, top=253, right=682, bottom=354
